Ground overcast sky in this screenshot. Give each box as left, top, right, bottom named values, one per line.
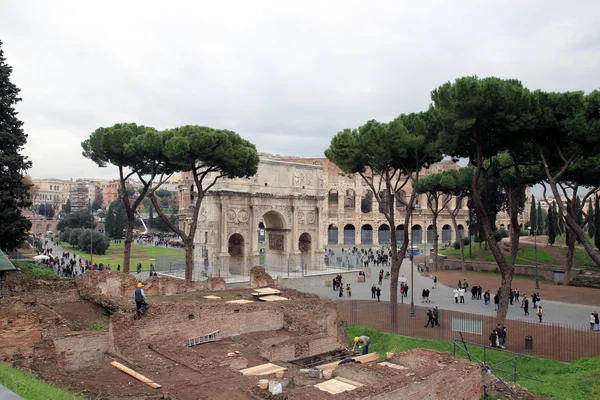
left=2, top=0, right=600, bottom=180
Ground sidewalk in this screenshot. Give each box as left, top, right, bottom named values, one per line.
left=280, top=258, right=595, bottom=328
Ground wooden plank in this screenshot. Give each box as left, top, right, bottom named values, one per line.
left=203, top=295, right=222, bottom=299
left=226, top=299, right=254, bottom=304
left=314, top=378, right=361, bottom=394
left=110, top=361, right=161, bottom=389
left=315, top=352, right=381, bottom=371
left=258, top=295, right=289, bottom=302
left=251, top=288, right=281, bottom=296
left=379, top=361, right=409, bottom=370
left=335, top=376, right=364, bottom=387
left=240, top=362, right=287, bottom=376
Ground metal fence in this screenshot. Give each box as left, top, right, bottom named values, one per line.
left=337, top=300, right=600, bottom=362
left=154, top=253, right=366, bottom=283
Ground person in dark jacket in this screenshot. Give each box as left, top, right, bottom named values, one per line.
left=425, top=309, right=434, bottom=328
left=493, top=293, right=500, bottom=311
left=134, top=283, right=147, bottom=319
left=432, top=306, right=440, bottom=326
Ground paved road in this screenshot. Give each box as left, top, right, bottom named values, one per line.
left=279, top=258, right=595, bottom=328
left=45, top=241, right=594, bottom=328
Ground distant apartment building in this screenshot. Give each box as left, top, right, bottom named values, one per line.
left=103, top=180, right=121, bottom=208
left=69, top=180, right=89, bottom=212
left=31, top=178, right=69, bottom=211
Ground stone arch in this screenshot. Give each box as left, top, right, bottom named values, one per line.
left=299, top=232, right=312, bottom=254
left=427, top=224, right=435, bottom=243
left=442, top=224, right=452, bottom=244
left=457, top=224, right=465, bottom=239
left=395, top=224, right=405, bottom=242
left=344, top=189, right=356, bottom=210
left=46, top=224, right=52, bottom=233
left=228, top=233, right=245, bottom=275
left=343, top=224, right=356, bottom=245
left=361, top=224, right=373, bottom=244
left=36, top=224, right=42, bottom=234
left=361, top=190, right=373, bottom=213
left=328, top=190, right=339, bottom=212
left=412, top=224, right=422, bottom=244
left=261, top=210, right=287, bottom=269
left=328, top=224, right=339, bottom=245
left=258, top=221, right=265, bottom=243
left=395, top=190, right=407, bottom=208
left=378, top=224, right=390, bottom=244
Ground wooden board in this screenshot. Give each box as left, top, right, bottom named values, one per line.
left=240, top=363, right=287, bottom=376
left=225, top=299, right=254, bottom=304
left=251, top=288, right=281, bottom=296
left=203, top=295, right=222, bottom=299
left=258, top=295, right=289, bottom=302
left=379, top=361, right=409, bottom=370
left=110, top=361, right=161, bottom=389
left=315, top=352, right=381, bottom=371
left=314, top=377, right=363, bottom=394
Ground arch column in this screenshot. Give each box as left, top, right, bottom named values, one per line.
left=216, top=202, right=230, bottom=277
left=249, top=204, right=260, bottom=267
left=355, top=226, right=361, bottom=245
left=315, top=206, right=325, bottom=269
left=373, top=226, right=379, bottom=246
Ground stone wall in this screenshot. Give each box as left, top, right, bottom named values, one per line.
left=53, top=332, right=109, bottom=372
left=443, top=258, right=557, bottom=280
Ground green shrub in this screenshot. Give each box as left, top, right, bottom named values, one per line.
left=453, top=241, right=461, bottom=250
left=493, top=231, right=503, bottom=242
left=462, top=236, right=471, bottom=246
left=497, top=228, right=509, bottom=238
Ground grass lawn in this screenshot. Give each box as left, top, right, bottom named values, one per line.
left=61, top=241, right=184, bottom=270
left=0, top=363, right=86, bottom=399
left=11, top=261, right=59, bottom=280
left=347, top=326, right=600, bottom=400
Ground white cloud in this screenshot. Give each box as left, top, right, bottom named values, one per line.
left=2, top=0, right=600, bottom=179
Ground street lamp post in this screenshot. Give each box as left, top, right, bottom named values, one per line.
left=423, top=213, right=427, bottom=272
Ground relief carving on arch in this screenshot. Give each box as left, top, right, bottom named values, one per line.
left=269, top=234, right=284, bottom=251
left=227, top=209, right=237, bottom=223
left=306, top=211, right=316, bottom=225
left=298, top=211, right=306, bottom=225
left=238, top=209, right=249, bottom=223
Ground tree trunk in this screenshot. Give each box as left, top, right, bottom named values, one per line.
left=123, top=216, right=134, bottom=273
left=472, top=127, right=512, bottom=321
left=432, top=215, right=439, bottom=271
left=184, top=238, right=194, bottom=283
left=448, top=208, right=465, bottom=271
left=546, top=183, right=600, bottom=267
left=565, top=227, right=575, bottom=283
left=508, top=186, right=520, bottom=266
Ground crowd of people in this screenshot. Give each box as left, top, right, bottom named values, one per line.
left=135, top=232, right=184, bottom=248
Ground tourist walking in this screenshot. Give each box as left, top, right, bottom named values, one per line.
left=536, top=306, right=544, bottom=323
left=433, top=276, right=437, bottom=289
left=433, top=306, right=440, bottom=326
left=134, top=283, right=148, bottom=320
left=493, top=293, right=500, bottom=311
left=371, top=284, right=376, bottom=299
left=459, top=288, right=465, bottom=303
left=484, top=290, right=490, bottom=306
left=346, top=283, right=351, bottom=297
left=376, top=287, right=381, bottom=302
left=590, top=312, right=596, bottom=331
left=514, top=288, right=519, bottom=302
left=425, top=309, right=434, bottom=328
left=522, top=296, right=529, bottom=315
left=595, top=312, right=599, bottom=331
left=454, top=288, right=459, bottom=304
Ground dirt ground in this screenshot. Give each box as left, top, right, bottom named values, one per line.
left=431, top=270, right=600, bottom=306
left=1, top=270, right=531, bottom=399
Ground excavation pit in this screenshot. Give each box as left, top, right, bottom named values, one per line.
left=289, top=349, right=355, bottom=368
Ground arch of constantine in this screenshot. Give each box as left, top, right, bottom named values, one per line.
left=179, top=154, right=529, bottom=278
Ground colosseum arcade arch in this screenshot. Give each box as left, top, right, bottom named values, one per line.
left=328, top=224, right=338, bottom=245
left=228, top=233, right=246, bottom=275
left=441, top=224, right=453, bottom=244
left=361, top=224, right=373, bottom=244
left=378, top=224, right=390, bottom=245
left=343, top=224, right=356, bottom=245
left=412, top=224, right=422, bottom=244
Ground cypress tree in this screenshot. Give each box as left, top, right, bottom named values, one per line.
left=0, top=40, right=33, bottom=251
left=555, top=201, right=564, bottom=236
left=547, top=206, right=556, bottom=245
left=529, top=195, right=537, bottom=234
left=537, top=201, right=544, bottom=235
